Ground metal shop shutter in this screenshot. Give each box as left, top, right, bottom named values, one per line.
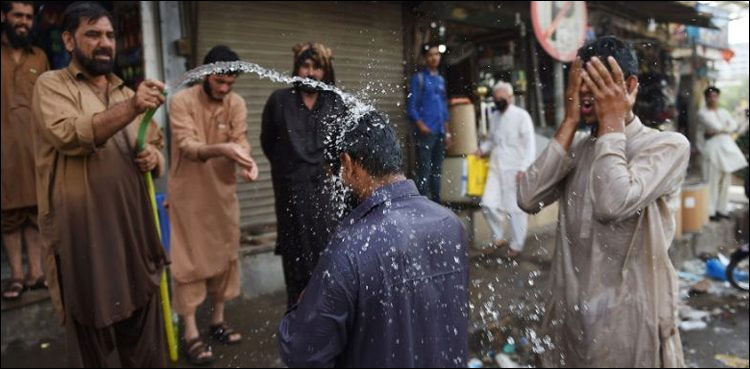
left=197, top=1, right=406, bottom=229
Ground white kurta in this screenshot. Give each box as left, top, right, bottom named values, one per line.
left=698, top=107, right=748, bottom=173
left=480, top=105, right=536, bottom=213
left=518, top=117, right=689, bottom=367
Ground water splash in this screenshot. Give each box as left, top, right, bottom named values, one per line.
left=169, top=60, right=380, bottom=218
left=167, top=60, right=375, bottom=124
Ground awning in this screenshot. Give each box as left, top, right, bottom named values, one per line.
left=590, top=1, right=718, bottom=29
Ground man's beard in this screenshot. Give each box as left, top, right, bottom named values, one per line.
left=74, top=45, right=114, bottom=76
left=202, top=80, right=225, bottom=101
left=2, top=23, right=31, bottom=48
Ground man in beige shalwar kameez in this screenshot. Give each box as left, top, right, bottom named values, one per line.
left=168, top=45, right=258, bottom=365
left=518, top=37, right=688, bottom=367
left=1, top=1, right=49, bottom=300
left=32, top=2, right=169, bottom=366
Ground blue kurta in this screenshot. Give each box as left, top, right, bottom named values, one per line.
left=279, top=180, right=469, bottom=368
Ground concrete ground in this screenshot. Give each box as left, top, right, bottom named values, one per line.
left=2, top=194, right=748, bottom=367
left=2, top=224, right=747, bottom=368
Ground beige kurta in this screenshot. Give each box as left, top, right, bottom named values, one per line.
left=1, top=43, right=48, bottom=210
left=32, top=61, right=167, bottom=328
left=168, top=85, right=249, bottom=284
left=518, top=117, right=689, bottom=367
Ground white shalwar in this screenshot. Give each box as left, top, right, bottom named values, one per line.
left=479, top=105, right=535, bottom=251
left=698, top=107, right=748, bottom=216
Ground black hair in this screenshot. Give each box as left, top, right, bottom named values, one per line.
left=203, top=45, right=239, bottom=65
left=292, top=43, right=335, bottom=85
left=704, top=86, right=721, bottom=98
left=421, top=42, right=439, bottom=56
left=61, top=1, right=112, bottom=34
left=203, top=45, right=240, bottom=76
left=1, top=1, right=34, bottom=14
left=326, top=112, right=404, bottom=178
left=577, top=36, right=638, bottom=78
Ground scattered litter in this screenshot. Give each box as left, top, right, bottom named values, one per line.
left=712, top=326, right=732, bottom=334
left=468, top=358, right=483, bottom=368
left=681, top=259, right=707, bottom=276
left=495, top=353, right=521, bottom=368
left=679, top=321, right=707, bottom=331
left=503, top=343, right=516, bottom=354
left=690, top=279, right=712, bottom=294
left=40, top=342, right=50, bottom=349
left=677, top=271, right=703, bottom=282
left=714, top=354, right=750, bottom=368
left=678, top=303, right=712, bottom=332
left=706, top=258, right=728, bottom=282
left=679, top=305, right=712, bottom=322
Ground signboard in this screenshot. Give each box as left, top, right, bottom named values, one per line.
left=531, top=1, right=588, bottom=62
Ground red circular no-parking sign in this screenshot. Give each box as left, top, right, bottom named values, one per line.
left=531, top=1, right=588, bottom=62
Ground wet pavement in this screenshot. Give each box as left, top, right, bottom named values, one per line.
left=1, top=244, right=748, bottom=368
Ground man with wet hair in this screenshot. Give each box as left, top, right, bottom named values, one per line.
left=279, top=111, right=469, bottom=367
left=518, top=36, right=689, bottom=367
left=168, top=45, right=258, bottom=364
left=261, top=42, right=346, bottom=308
left=698, top=86, right=747, bottom=221
left=1, top=0, right=50, bottom=301
left=31, top=1, right=168, bottom=366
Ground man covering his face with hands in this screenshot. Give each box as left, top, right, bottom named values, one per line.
left=518, top=36, right=689, bottom=367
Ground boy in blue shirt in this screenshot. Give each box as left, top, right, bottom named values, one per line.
left=407, top=43, right=451, bottom=202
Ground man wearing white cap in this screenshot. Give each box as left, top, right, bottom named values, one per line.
left=477, top=81, right=535, bottom=258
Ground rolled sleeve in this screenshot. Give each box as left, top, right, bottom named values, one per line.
left=73, top=113, right=97, bottom=152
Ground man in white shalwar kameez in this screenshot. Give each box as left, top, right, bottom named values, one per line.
left=478, top=81, right=535, bottom=258
left=518, top=36, right=688, bottom=367
left=698, top=86, right=748, bottom=221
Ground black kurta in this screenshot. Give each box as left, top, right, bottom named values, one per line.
left=261, top=88, right=345, bottom=306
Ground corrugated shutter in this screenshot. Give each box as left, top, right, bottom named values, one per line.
left=197, top=1, right=406, bottom=229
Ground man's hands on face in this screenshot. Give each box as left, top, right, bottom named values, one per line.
left=581, top=56, right=638, bottom=135
left=135, top=144, right=159, bottom=173
left=554, top=57, right=585, bottom=151
left=132, top=79, right=166, bottom=114
left=564, top=58, right=584, bottom=127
